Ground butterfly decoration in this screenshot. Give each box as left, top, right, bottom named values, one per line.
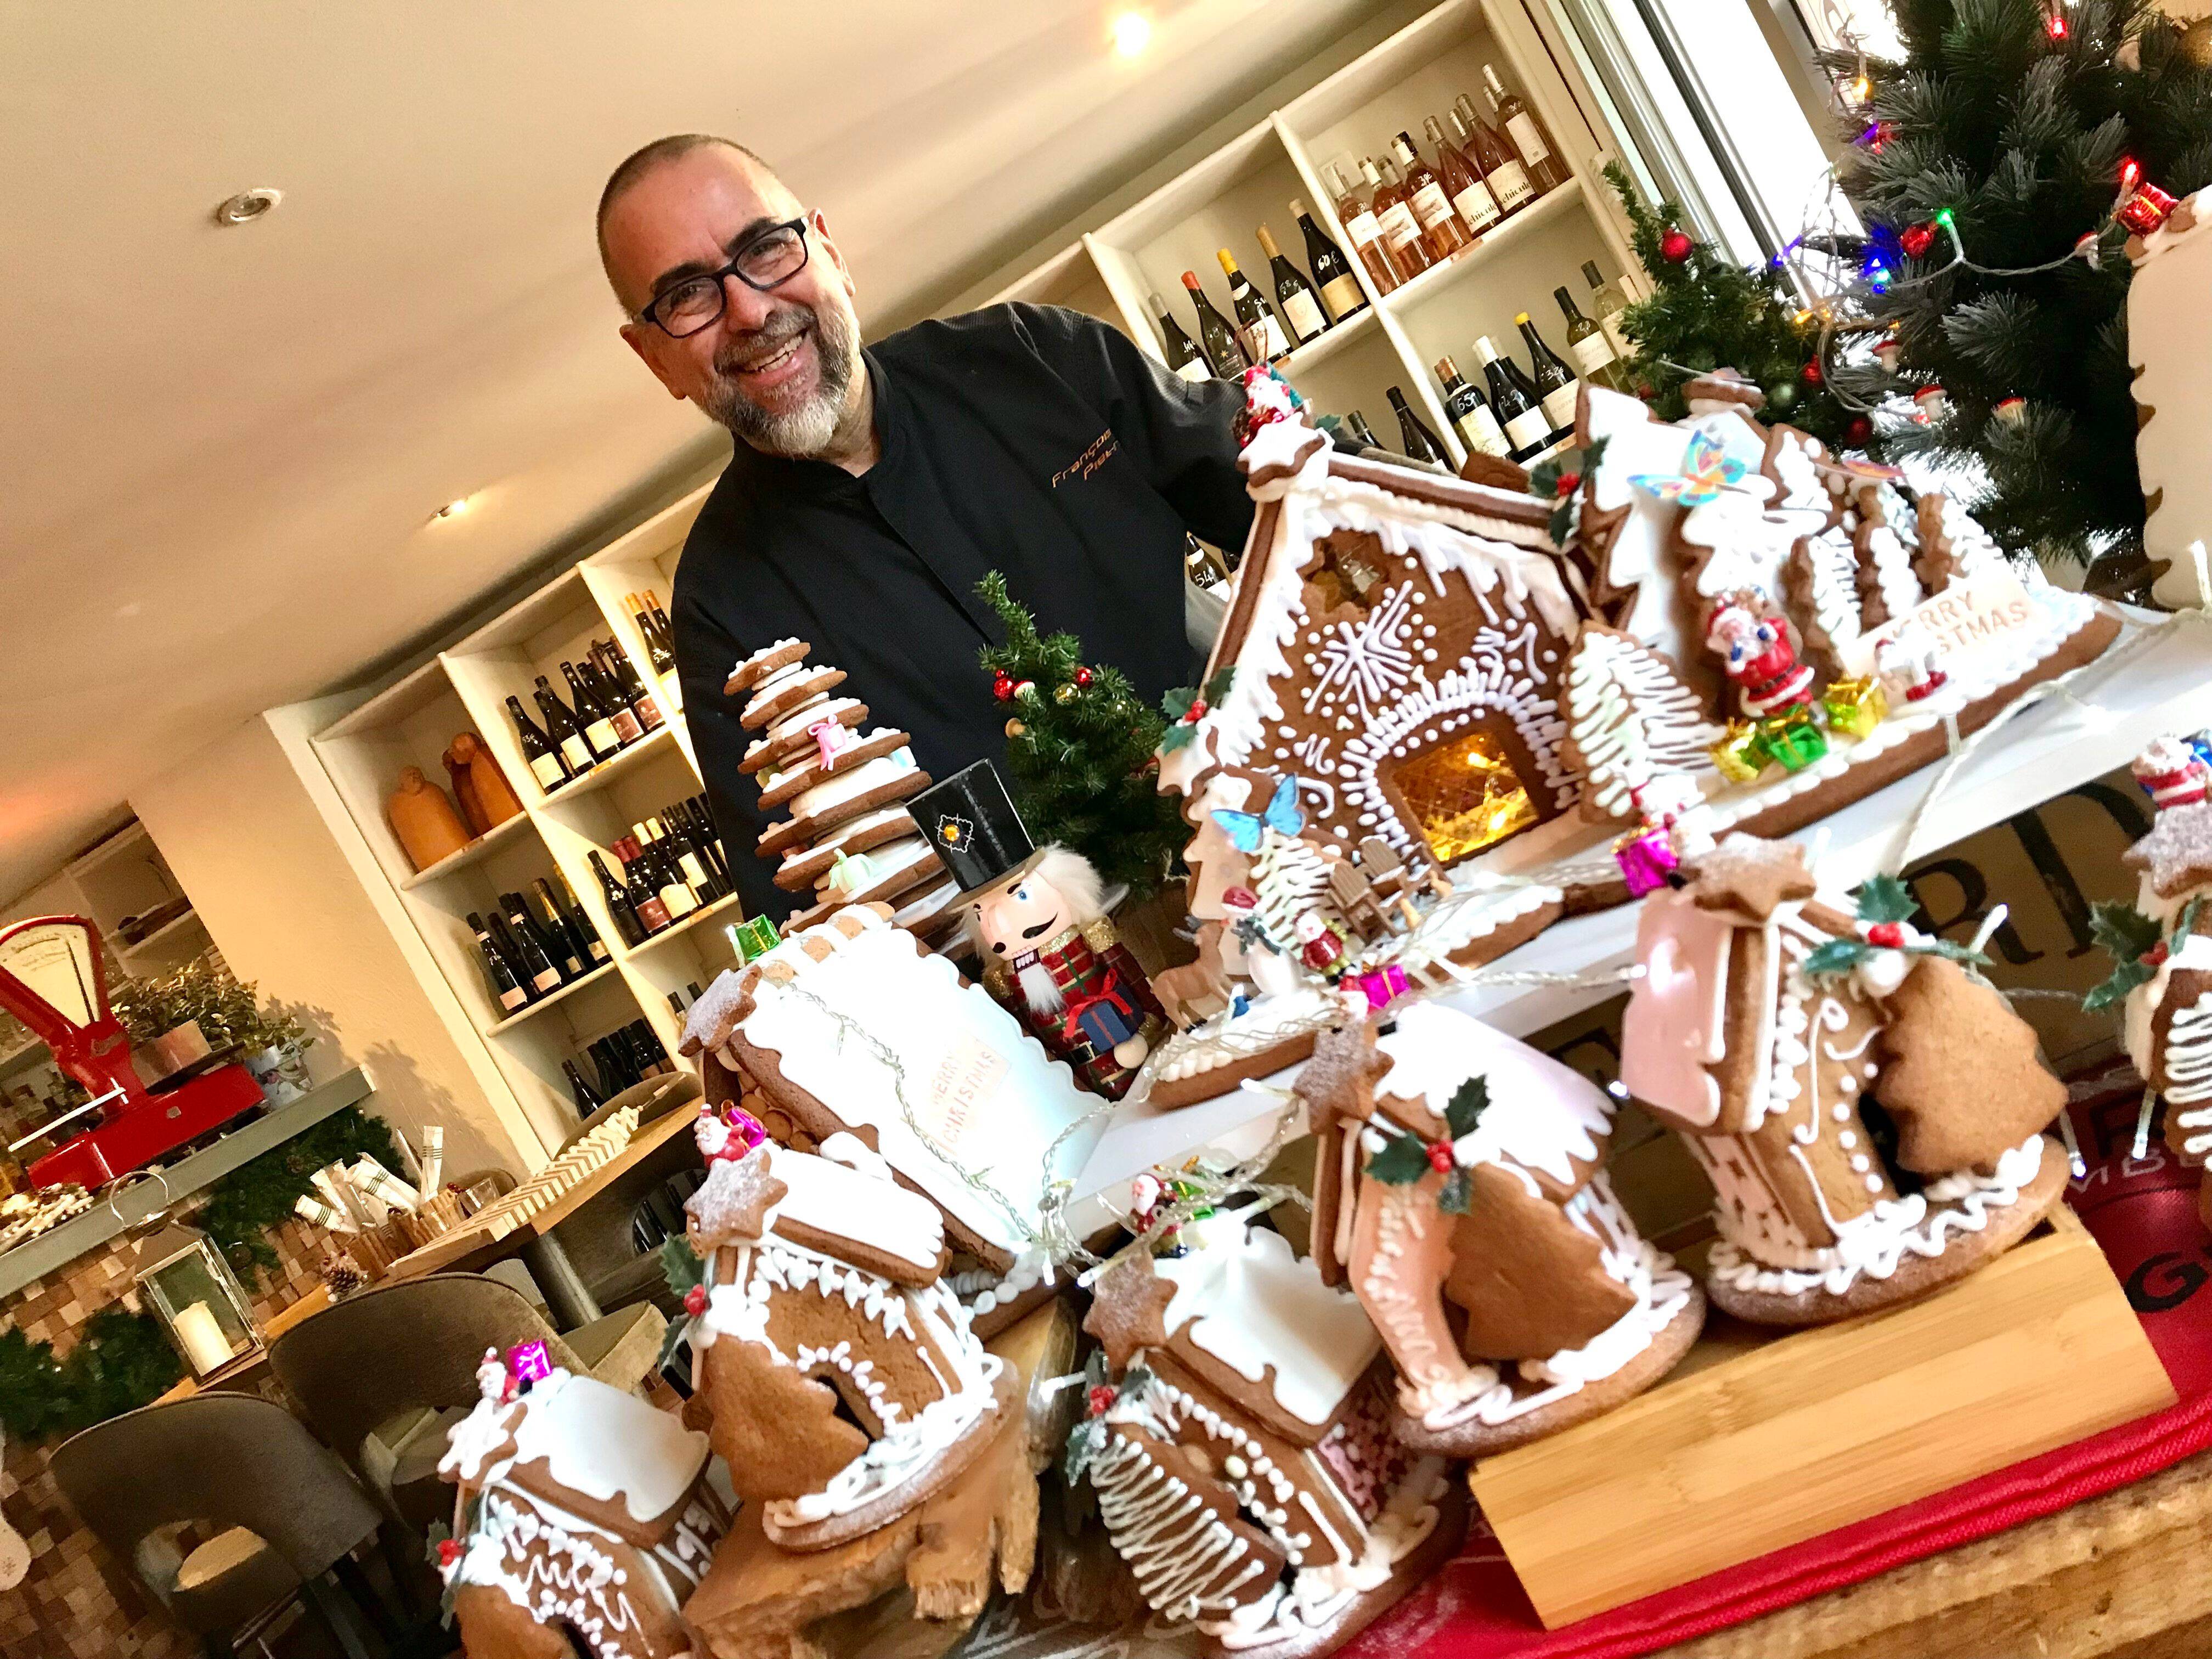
left=1210, top=774, right=1305, bottom=853
left=1817, top=454, right=1907, bottom=484
left=1629, top=428, right=1748, bottom=508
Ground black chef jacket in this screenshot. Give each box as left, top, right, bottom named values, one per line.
left=672, top=301, right=1254, bottom=921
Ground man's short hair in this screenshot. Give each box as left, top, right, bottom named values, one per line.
left=595, top=134, right=772, bottom=283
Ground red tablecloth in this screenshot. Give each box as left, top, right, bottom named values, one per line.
left=1346, top=1063, right=2212, bottom=1658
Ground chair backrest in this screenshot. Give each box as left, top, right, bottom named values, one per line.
left=51, top=1393, right=380, bottom=1620
left=268, top=1271, right=580, bottom=1468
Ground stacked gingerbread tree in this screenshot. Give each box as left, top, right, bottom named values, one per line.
left=725, top=639, right=958, bottom=938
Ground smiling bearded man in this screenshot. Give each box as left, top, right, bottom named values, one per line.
left=597, top=135, right=1252, bottom=922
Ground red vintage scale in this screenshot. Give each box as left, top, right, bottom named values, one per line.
left=0, top=916, right=263, bottom=1189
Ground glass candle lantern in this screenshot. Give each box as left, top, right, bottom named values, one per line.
left=132, top=1220, right=262, bottom=1378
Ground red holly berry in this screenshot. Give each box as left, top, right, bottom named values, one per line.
left=1801, top=358, right=1824, bottom=387
left=1087, top=1385, right=1118, bottom=1416
left=1660, top=229, right=1693, bottom=263
left=437, top=1539, right=461, bottom=1567
left=1554, top=471, right=1582, bottom=498
left=1866, top=922, right=1905, bottom=948
left=684, top=1284, right=708, bottom=1318
left=1899, top=222, right=1935, bottom=259
left=1184, top=698, right=1207, bottom=723
left=1426, top=1141, right=1455, bottom=1174
left=2146, top=941, right=2171, bottom=968
left=1074, top=666, right=1094, bottom=687
left=1847, top=415, right=1874, bottom=445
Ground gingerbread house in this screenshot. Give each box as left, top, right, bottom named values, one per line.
left=683, top=1131, right=1011, bottom=1549
left=1295, top=1003, right=1700, bottom=1454
left=1076, top=1217, right=1462, bottom=1656
left=436, top=1362, right=730, bottom=1659
left=677, top=904, right=1104, bottom=1333
left=1617, top=834, right=2069, bottom=1323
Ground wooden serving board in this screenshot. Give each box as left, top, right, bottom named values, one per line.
left=1472, top=1207, right=2176, bottom=1628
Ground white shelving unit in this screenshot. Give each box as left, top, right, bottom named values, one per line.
left=309, top=488, right=727, bottom=1153
left=996, top=0, right=1638, bottom=466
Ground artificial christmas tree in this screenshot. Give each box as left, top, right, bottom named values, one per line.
left=974, top=571, right=1188, bottom=898
left=1833, top=0, right=2212, bottom=567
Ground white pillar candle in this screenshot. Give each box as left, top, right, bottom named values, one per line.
left=171, top=1300, right=235, bottom=1376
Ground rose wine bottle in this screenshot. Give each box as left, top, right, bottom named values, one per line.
left=1366, top=156, right=1434, bottom=278
left=1453, top=98, right=1534, bottom=216
left=1424, top=114, right=1499, bottom=239
left=1325, top=161, right=1401, bottom=294
left=1391, top=131, right=1470, bottom=261
left=1482, top=65, right=1571, bottom=194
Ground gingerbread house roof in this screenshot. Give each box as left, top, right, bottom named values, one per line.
left=1158, top=420, right=1575, bottom=800
left=686, top=1138, right=949, bottom=1286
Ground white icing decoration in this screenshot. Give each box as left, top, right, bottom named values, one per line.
left=1563, top=629, right=1722, bottom=819
left=1305, top=583, right=1418, bottom=721
left=789, top=749, right=916, bottom=822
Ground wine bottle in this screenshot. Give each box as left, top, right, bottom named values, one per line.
left=659, top=811, right=722, bottom=902
left=1424, top=115, right=1499, bottom=239
left=1217, top=249, right=1289, bottom=363
left=1291, top=199, right=1365, bottom=322
left=589, top=850, right=647, bottom=947
left=1149, top=291, right=1210, bottom=381
left=493, top=907, right=562, bottom=998
left=563, top=1059, right=605, bottom=1114
left=469, top=911, right=529, bottom=1014
left=561, top=663, right=621, bottom=758
left=1324, top=161, right=1401, bottom=294
left=629, top=1018, right=673, bottom=1073
left=526, top=882, right=585, bottom=979
left=1555, top=285, right=1626, bottom=391
left=1482, top=64, right=1571, bottom=193
left=1366, top=156, right=1434, bottom=278
left=600, top=640, right=664, bottom=732
left=1435, top=356, right=1510, bottom=458
left=537, top=876, right=604, bottom=970
left=1181, top=270, right=1250, bottom=377
left=617, top=837, right=673, bottom=933
left=508, top=891, right=582, bottom=983
left=1391, top=131, right=1471, bottom=261
left=627, top=594, right=678, bottom=676
left=1387, top=387, right=1449, bottom=465
left=506, top=695, right=572, bottom=793
left=1452, top=99, right=1534, bottom=216
left=1255, top=225, right=1326, bottom=347
left=588, top=652, right=645, bottom=746
left=1584, top=259, right=1633, bottom=358
left=1474, top=335, right=1552, bottom=460
left=634, top=820, right=701, bottom=918
left=667, top=990, right=690, bottom=1020
left=533, top=676, right=596, bottom=778
left=1344, top=409, right=1382, bottom=449
left=681, top=797, right=730, bottom=886
left=1516, top=311, right=1580, bottom=436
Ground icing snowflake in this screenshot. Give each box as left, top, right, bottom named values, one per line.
left=1304, top=584, right=1418, bottom=722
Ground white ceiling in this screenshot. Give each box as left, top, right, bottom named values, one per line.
left=0, top=0, right=1396, bottom=904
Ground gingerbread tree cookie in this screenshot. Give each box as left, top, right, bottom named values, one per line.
left=1620, top=833, right=2068, bottom=1324
left=1295, top=1003, right=1701, bottom=1456
left=726, top=638, right=955, bottom=939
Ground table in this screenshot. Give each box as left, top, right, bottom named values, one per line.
left=378, top=1103, right=697, bottom=1327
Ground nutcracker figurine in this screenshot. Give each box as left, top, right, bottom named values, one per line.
left=1705, top=594, right=1815, bottom=719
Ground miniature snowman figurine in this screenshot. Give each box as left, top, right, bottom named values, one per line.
left=1705, top=595, right=1815, bottom=719
left=1876, top=617, right=1948, bottom=703
left=475, top=1346, right=509, bottom=1404
left=1221, top=885, right=1301, bottom=1000
left=1293, top=910, right=1350, bottom=979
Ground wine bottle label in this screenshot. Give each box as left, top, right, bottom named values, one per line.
left=584, top=717, right=619, bottom=752
left=1488, top=161, right=1535, bottom=211
left=498, top=985, right=528, bottom=1012
left=1504, top=405, right=1552, bottom=449
left=1568, top=331, right=1618, bottom=376
left=634, top=695, right=664, bottom=730
left=1540, top=381, right=1581, bottom=429
left=636, top=895, right=672, bottom=930
left=1409, top=181, right=1458, bottom=230
left=662, top=883, right=699, bottom=918
left=1454, top=405, right=1511, bottom=456
left=1506, top=112, right=1553, bottom=167
left=1452, top=181, right=1501, bottom=233
left=531, top=967, right=562, bottom=995
left=1376, top=200, right=1424, bottom=251
left=608, top=707, right=644, bottom=744
left=1319, top=272, right=1364, bottom=319
left=1176, top=357, right=1212, bottom=383
left=1345, top=210, right=1385, bottom=249
left=1599, top=313, right=1633, bottom=357
left=1253, top=313, right=1290, bottom=360
left=680, top=852, right=712, bottom=889
left=528, top=753, right=567, bottom=789
left=558, top=735, right=593, bottom=771
left=1282, top=289, right=1325, bottom=341
left=587, top=939, right=610, bottom=961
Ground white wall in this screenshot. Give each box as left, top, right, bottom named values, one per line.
left=131, top=707, right=538, bottom=1178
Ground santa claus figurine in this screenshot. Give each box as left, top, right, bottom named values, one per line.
left=2134, top=733, right=2212, bottom=811
left=968, top=844, right=1169, bottom=1099
left=1706, top=594, right=1815, bottom=719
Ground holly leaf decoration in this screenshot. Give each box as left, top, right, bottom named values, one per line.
left=424, top=1520, right=452, bottom=1566
left=1856, top=873, right=1920, bottom=925
left=1162, top=685, right=1197, bottom=722
left=1443, top=1076, right=1488, bottom=1140
left=1122, top=1363, right=1154, bottom=1397
left=1438, top=1166, right=1474, bottom=1215
left=2177, top=895, right=2203, bottom=947
left=1802, top=938, right=1870, bottom=981
left=656, top=1312, right=695, bottom=1374
left=1203, top=667, right=1237, bottom=705
left=1915, top=939, right=1989, bottom=967
left=659, top=1236, right=704, bottom=1297
left=1159, top=722, right=1198, bottom=753
left=2083, top=958, right=2156, bottom=1013
left=1062, top=1417, right=1108, bottom=1487
left=1528, top=455, right=1567, bottom=500
left=2088, top=901, right=2162, bottom=966
left=1549, top=498, right=1578, bottom=546
left=1366, top=1130, right=1432, bottom=1186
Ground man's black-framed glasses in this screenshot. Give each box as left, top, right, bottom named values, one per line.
left=639, top=216, right=810, bottom=338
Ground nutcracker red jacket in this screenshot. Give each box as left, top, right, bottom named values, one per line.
left=671, top=302, right=1254, bottom=920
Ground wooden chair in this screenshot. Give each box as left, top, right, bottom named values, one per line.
left=51, top=1392, right=401, bottom=1659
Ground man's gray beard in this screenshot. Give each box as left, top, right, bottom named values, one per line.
left=704, top=298, right=859, bottom=459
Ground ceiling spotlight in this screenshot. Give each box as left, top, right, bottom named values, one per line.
left=213, top=188, right=284, bottom=227
left=1111, top=10, right=1152, bottom=56
left=430, top=498, right=473, bottom=524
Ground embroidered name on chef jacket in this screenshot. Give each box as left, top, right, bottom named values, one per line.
left=1051, top=429, right=1119, bottom=487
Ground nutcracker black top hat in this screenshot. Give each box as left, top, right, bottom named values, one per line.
left=908, top=762, right=1037, bottom=896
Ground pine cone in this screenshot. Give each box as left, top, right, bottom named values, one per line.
left=320, top=1251, right=367, bottom=1299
